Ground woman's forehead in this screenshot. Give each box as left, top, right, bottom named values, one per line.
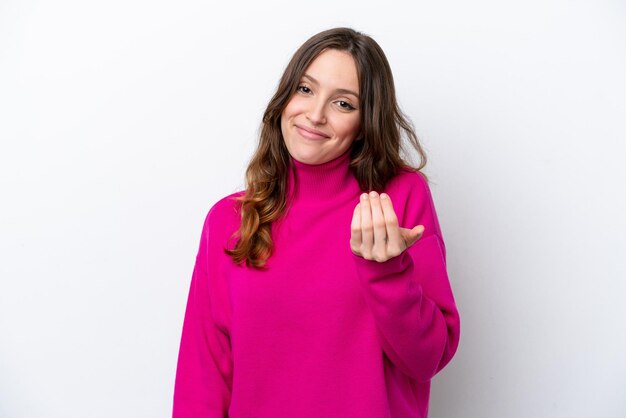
left=303, top=49, right=359, bottom=94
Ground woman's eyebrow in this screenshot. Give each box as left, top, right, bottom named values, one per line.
left=303, top=73, right=360, bottom=99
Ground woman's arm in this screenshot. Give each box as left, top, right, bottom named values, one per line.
left=173, top=209, right=233, bottom=417
left=351, top=174, right=461, bottom=383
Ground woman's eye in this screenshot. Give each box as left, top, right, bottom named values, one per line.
left=337, top=100, right=355, bottom=110
left=296, top=84, right=355, bottom=110
left=297, top=85, right=311, bottom=94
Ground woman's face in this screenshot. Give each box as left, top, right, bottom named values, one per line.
left=280, top=48, right=361, bottom=165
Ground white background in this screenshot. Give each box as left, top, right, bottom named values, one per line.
left=1, top=1, right=625, bottom=417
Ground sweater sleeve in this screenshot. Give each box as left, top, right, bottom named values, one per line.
left=352, top=174, right=461, bottom=383
left=173, top=207, right=233, bottom=417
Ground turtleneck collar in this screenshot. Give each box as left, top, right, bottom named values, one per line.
left=286, top=146, right=357, bottom=203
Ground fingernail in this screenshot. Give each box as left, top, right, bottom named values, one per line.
left=361, top=193, right=368, bottom=200
left=380, top=193, right=388, bottom=199
left=369, top=191, right=378, bottom=198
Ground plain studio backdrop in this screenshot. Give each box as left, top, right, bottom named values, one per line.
left=1, top=1, right=624, bottom=417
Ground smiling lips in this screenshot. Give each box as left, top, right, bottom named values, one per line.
left=295, top=124, right=330, bottom=140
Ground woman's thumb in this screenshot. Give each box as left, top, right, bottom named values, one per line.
left=403, top=225, right=425, bottom=248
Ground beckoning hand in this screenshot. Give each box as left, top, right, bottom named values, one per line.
left=350, top=191, right=425, bottom=262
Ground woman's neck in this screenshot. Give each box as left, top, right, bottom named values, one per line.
left=286, top=147, right=357, bottom=203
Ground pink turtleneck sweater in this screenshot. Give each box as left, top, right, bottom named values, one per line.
left=172, top=147, right=461, bottom=418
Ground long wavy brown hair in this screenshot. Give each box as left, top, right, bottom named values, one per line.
left=224, top=27, right=429, bottom=269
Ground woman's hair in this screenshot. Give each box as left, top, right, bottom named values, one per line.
left=224, top=27, right=428, bottom=269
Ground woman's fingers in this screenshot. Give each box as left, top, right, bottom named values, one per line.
left=354, top=191, right=412, bottom=261
left=379, top=193, right=403, bottom=254
left=350, top=202, right=362, bottom=254
left=368, top=192, right=388, bottom=258
left=359, top=193, right=374, bottom=258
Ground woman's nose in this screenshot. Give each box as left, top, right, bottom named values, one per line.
left=306, top=99, right=326, bottom=125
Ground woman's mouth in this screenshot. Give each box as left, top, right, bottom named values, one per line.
left=295, top=125, right=329, bottom=140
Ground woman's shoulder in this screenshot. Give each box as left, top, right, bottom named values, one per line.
left=200, top=190, right=245, bottom=238
left=385, top=167, right=431, bottom=197
left=384, top=168, right=443, bottom=238
left=208, top=190, right=245, bottom=217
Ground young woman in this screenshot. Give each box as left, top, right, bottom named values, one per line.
left=173, top=27, right=461, bottom=418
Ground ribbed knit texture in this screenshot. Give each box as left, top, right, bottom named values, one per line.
left=173, top=146, right=461, bottom=418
